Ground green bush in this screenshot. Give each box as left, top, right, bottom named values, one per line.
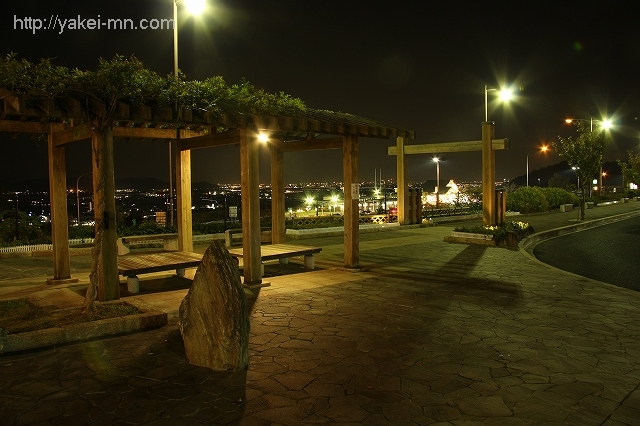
left=506, top=187, right=549, bottom=213
left=538, top=187, right=578, bottom=209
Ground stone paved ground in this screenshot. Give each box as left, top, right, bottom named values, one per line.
left=1, top=204, right=640, bottom=425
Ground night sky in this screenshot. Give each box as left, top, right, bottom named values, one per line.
left=2, top=0, right=639, bottom=186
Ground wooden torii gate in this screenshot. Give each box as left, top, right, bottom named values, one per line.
left=389, top=122, right=509, bottom=226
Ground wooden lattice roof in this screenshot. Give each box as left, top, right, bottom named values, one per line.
left=0, top=89, right=415, bottom=141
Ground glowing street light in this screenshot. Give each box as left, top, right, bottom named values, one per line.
left=484, top=85, right=514, bottom=122
left=565, top=116, right=612, bottom=194
left=257, top=133, right=269, bottom=143
left=526, top=145, right=548, bottom=187
left=564, top=117, right=612, bottom=132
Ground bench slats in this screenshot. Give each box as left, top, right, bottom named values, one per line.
left=118, top=251, right=202, bottom=276
left=227, top=243, right=322, bottom=261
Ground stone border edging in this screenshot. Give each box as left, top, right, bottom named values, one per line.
left=519, top=209, right=640, bottom=253
left=0, top=299, right=167, bottom=354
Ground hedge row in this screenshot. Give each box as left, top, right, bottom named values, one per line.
left=506, top=187, right=579, bottom=213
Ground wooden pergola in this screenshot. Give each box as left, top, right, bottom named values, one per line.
left=0, top=91, right=414, bottom=300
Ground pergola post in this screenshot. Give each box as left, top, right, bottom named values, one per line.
left=270, top=142, right=286, bottom=244
left=343, top=134, right=359, bottom=268
left=47, top=123, right=76, bottom=284
left=92, top=126, right=119, bottom=301
left=396, top=135, right=409, bottom=225
left=240, top=129, right=262, bottom=285
left=176, top=131, right=193, bottom=252
left=482, top=122, right=496, bottom=226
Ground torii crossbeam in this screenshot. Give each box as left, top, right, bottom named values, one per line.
left=389, top=122, right=508, bottom=226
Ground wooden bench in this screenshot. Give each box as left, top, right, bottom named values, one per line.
left=118, top=251, right=202, bottom=293
left=224, top=228, right=272, bottom=247
left=227, top=243, right=322, bottom=276
left=117, top=233, right=178, bottom=255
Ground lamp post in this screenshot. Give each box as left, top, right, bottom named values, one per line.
left=170, top=0, right=206, bottom=227
left=526, top=145, right=548, bottom=187
left=482, top=84, right=513, bottom=226
left=432, top=157, right=440, bottom=208
left=76, top=172, right=92, bottom=226
left=565, top=117, right=612, bottom=195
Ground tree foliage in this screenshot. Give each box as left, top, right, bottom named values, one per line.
left=618, top=150, right=640, bottom=188
left=552, top=122, right=610, bottom=219
left=0, top=53, right=306, bottom=117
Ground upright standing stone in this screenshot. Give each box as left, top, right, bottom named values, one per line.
left=179, top=240, right=249, bottom=371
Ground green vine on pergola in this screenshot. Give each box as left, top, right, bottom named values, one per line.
left=0, top=53, right=307, bottom=121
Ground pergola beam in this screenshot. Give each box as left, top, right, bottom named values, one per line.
left=388, top=139, right=509, bottom=155
left=51, top=124, right=209, bottom=147
left=0, top=120, right=50, bottom=134
left=179, top=129, right=240, bottom=150
left=278, top=136, right=344, bottom=152
left=52, top=123, right=92, bottom=146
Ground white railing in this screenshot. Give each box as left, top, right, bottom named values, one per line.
left=0, top=233, right=218, bottom=254
left=0, top=244, right=53, bottom=253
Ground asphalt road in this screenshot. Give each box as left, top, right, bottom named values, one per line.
left=533, top=215, right=640, bottom=291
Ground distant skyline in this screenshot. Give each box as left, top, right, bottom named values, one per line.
left=2, top=0, right=639, bottom=185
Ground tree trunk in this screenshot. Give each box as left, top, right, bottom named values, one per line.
left=84, top=127, right=105, bottom=313
left=579, top=185, right=586, bottom=221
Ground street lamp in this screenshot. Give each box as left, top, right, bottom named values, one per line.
left=572, top=166, right=580, bottom=189
left=484, top=85, right=514, bottom=122
left=76, top=172, right=92, bottom=226
left=565, top=117, right=612, bottom=195
left=170, top=0, right=207, bottom=227
left=526, top=145, right=548, bottom=187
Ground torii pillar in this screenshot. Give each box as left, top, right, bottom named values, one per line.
left=482, top=122, right=496, bottom=226
left=396, top=135, right=409, bottom=225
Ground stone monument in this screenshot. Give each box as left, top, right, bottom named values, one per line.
left=179, top=240, right=249, bottom=370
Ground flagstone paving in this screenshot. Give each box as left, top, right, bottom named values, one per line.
left=1, top=202, right=640, bottom=425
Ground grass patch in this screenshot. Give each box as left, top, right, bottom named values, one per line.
left=0, top=298, right=142, bottom=334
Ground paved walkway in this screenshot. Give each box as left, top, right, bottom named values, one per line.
left=1, top=202, right=640, bottom=425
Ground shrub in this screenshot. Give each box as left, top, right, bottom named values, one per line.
left=538, top=187, right=578, bottom=209
left=506, top=187, right=549, bottom=213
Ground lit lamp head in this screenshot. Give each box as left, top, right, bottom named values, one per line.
left=484, top=84, right=516, bottom=121
left=257, top=133, right=269, bottom=143
left=183, top=0, right=206, bottom=15
left=498, top=89, right=513, bottom=102
left=432, top=157, right=439, bottom=163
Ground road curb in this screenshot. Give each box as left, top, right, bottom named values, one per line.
left=519, top=209, right=640, bottom=252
